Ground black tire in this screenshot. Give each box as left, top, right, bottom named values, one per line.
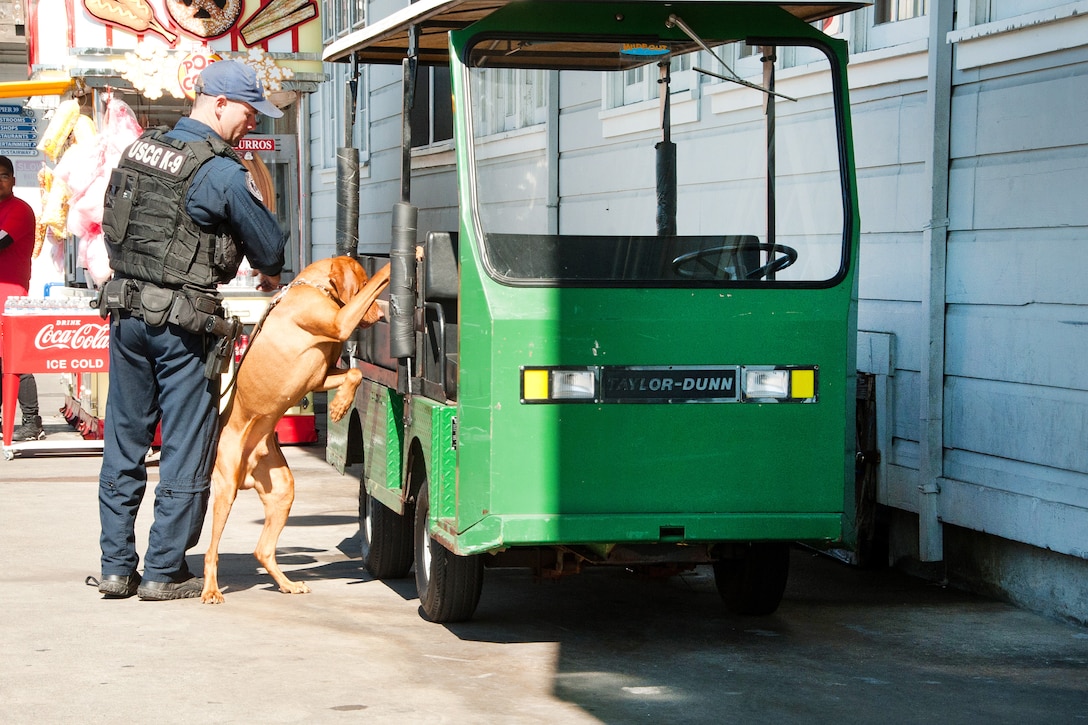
left=713, top=542, right=791, bottom=615
left=359, top=479, right=413, bottom=579
left=414, top=482, right=483, bottom=623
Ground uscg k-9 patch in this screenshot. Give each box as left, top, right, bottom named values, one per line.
left=124, top=138, right=186, bottom=176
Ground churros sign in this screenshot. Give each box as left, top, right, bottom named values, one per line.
left=78, top=0, right=319, bottom=48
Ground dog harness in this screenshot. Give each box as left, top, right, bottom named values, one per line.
left=285, top=277, right=340, bottom=303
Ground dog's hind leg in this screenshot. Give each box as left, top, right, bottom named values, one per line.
left=201, top=461, right=242, bottom=604
left=252, top=437, right=311, bottom=595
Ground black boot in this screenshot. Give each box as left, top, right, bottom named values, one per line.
left=12, top=415, right=44, bottom=442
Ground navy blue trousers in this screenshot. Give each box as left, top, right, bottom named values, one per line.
left=98, top=314, right=220, bottom=583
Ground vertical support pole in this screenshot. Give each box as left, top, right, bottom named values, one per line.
left=762, top=47, right=777, bottom=278
left=545, top=70, right=560, bottom=235
left=919, top=0, right=955, bottom=562
left=335, top=148, right=360, bottom=258
left=390, top=201, right=418, bottom=364
left=401, top=25, right=420, bottom=204
left=655, top=61, right=676, bottom=237
left=297, top=93, right=312, bottom=269
left=335, top=59, right=360, bottom=258
left=392, top=28, right=421, bottom=400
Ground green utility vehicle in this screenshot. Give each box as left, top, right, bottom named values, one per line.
left=323, top=0, right=864, bottom=622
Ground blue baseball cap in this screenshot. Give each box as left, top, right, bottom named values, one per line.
left=196, top=59, right=283, bottom=119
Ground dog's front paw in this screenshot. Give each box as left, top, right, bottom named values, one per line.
left=328, top=392, right=352, bottom=422
left=201, top=588, right=225, bottom=604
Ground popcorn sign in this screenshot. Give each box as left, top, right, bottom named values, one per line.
left=178, top=50, right=222, bottom=100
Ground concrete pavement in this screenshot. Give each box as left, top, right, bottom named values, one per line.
left=1, top=376, right=1087, bottom=724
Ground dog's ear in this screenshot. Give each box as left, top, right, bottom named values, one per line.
left=328, top=257, right=366, bottom=304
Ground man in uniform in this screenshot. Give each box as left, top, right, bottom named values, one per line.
left=96, top=60, right=287, bottom=600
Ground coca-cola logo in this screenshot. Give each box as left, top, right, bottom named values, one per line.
left=34, top=323, right=110, bottom=351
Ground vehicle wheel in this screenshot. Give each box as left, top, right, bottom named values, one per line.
left=414, top=482, right=483, bottom=623
left=713, top=542, right=791, bottom=615
left=359, top=479, right=413, bottom=579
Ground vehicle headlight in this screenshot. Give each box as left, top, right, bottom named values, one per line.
left=742, top=366, right=817, bottom=402
left=521, top=367, right=597, bottom=402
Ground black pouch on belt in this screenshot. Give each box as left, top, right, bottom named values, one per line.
left=97, top=278, right=137, bottom=320
left=169, top=293, right=220, bottom=335
left=139, top=285, right=175, bottom=327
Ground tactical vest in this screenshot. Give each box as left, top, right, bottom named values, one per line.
left=102, top=129, right=244, bottom=292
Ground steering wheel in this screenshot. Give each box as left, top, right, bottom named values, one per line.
left=671, top=242, right=799, bottom=280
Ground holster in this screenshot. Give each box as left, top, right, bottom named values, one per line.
left=203, top=315, right=242, bottom=380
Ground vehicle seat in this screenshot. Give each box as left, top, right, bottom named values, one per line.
left=423, top=231, right=458, bottom=401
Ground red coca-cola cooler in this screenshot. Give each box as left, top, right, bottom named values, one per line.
left=2, top=297, right=109, bottom=458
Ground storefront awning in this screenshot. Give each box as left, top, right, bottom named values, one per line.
left=0, top=79, right=73, bottom=99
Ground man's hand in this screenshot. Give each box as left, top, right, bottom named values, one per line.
left=256, top=273, right=280, bottom=292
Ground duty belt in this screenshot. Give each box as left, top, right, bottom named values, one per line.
left=97, top=278, right=232, bottom=337
left=97, top=278, right=243, bottom=380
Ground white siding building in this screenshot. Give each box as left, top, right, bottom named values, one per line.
left=311, top=0, right=1088, bottom=623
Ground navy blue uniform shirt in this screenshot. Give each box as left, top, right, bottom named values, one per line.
left=166, top=117, right=286, bottom=277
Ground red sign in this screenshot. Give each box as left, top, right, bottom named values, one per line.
left=236, top=137, right=276, bottom=152
left=2, top=313, right=111, bottom=445
left=2, top=314, right=109, bottom=373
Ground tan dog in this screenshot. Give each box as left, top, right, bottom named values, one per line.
left=201, top=256, right=390, bottom=604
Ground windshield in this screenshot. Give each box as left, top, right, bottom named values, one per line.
left=466, top=36, right=848, bottom=286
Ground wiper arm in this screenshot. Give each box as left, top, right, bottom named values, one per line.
left=665, top=13, right=797, bottom=102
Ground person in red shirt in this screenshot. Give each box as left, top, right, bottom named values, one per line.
left=0, top=154, right=45, bottom=441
